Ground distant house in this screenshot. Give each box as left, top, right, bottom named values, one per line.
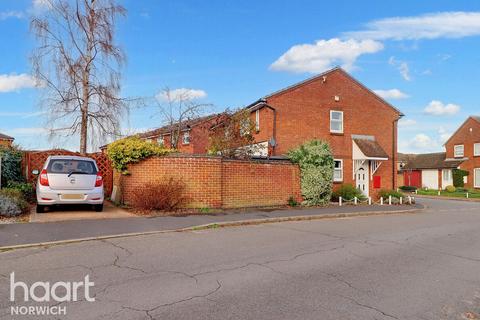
left=242, top=67, right=403, bottom=197
left=0, top=133, right=14, bottom=148
left=401, top=152, right=464, bottom=189
left=102, top=114, right=225, bottom=154
left=443, top=116, right=480, bottom=189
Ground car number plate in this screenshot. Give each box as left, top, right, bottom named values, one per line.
left=62, top=194, right=84, bottom=200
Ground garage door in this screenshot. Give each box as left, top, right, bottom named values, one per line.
left=422, top=170, right=439, bottom=189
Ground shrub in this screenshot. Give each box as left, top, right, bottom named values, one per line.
left=378, top=189, right=403, bottom=199
left=129, top=178, right=187, bottom=211
left=288, top=196, right=299, bottom=207
left=106, top=136, right=173, bottom=174
left=399, top=185, right=417, bottom=192
left=6, top=181, right=35, bottom=203
left=0, top=146, right=24, bottom=186
left=288, top=140, right=334, bottom=206
left=445, top=185, right=456, bottom=193
left=0, top=191, right=29, bottom=217
left=452, top=169, right=469, bottom=188
left=331, top=184, right=365, bottom=201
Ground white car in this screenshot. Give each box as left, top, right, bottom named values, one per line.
left=34, top=155, right=104, bottom=213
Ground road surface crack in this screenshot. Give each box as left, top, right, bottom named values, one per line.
left=337, top=294, right=399, bottom=319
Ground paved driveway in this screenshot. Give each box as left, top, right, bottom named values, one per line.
left=0, top=198, right=479, bottom=319
left=29, top=201, right=134, bottom=223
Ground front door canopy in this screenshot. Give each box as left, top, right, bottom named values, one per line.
left=352, top=138, right=389, bottom=161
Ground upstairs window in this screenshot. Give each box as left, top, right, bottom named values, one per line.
left=182, top=131, right=190, bottom=145
left=333, top=159, right=343, bottom=182
left=330, top=110, right=344, bottom=134
left=474, top=143, right=480, bottom=156
left=157, top=136, right=164, bottom=145
left=454, top=145, right=464, bottom=158
left=255, top=110, right=260, bottom=132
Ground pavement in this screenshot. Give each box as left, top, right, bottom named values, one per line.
left=0, top=202, right=421, bottom=248
left=0, top=197, right=479, bottom=320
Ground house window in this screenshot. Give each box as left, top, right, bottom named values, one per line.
left=182, top=131, right=190, bottom=145
left=330, top=110, right=344, bottom=134
left=333, top=159, right=343, bottom=182
left=474, top=143, right=480, bottom=156
left=157, top=136, right=164, bottom=145
left=454, top=145, right=464, bottom=158
left=240, top=119, right=250, bottom=136
left=442, top=169, right=451, bottom=182
left=475, top=168, right=480, bottom=188
left=255, top=110, right=260, bottom=132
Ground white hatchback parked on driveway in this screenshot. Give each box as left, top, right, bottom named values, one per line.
left=34, top=155, right=104, bottom=213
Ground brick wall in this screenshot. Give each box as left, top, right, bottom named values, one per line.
left=445, top=117, right=480, bottom=189
left=116, top=155, right=301, bottom=208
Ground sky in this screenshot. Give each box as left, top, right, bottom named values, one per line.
left=1, top=0, right=480, bottom=153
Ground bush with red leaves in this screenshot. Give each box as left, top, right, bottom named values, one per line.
left=129, top=178, right=188, bottom=211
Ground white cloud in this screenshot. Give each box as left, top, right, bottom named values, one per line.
left=438, top=127, right=452, bottom=143
left=0, top=111, right=46, bottom=118
left=399, top=133, right=443, bottom=153
left=0, top=74, right=42, bottom=93
left=269, top=38, right=383, bottom=74
left=424, top=100, right=460, bottom=116
left=389, top=57, right=411, bottom=81
left=6, top=127, right=48, bottom=136
left=344, top=12, right=480, bottom=40
left=398, top=119, right=417, bottom=127
left=156, top=88, right=207, bottom=101
left=374, top=89, right=409, bottom=100
left=32, top=0, right=51, bottom=11
left=0, top=11, right=24, bottom=20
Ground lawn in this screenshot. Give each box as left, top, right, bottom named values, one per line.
left=416, top=189, right=480, bottom=199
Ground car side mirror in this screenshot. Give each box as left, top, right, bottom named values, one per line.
left=32, top=169, right=40, bottom=175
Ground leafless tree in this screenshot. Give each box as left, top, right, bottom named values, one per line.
left=31, top=0, right=127, bottom=154
left=154, top=88, right=212, bottom=149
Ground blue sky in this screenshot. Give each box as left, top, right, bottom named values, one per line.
left=1, top=0, right=480, bottom=152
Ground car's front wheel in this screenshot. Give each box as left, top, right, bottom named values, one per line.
left=94, top=204, right=103, bottom=212
left=36, top=204, right=46, bottom=213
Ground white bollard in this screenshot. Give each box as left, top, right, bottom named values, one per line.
left=399, top=197, right=403, bottom=205
left=438, top=190, right=441, bottom=196
left=339, top=196, right=342, bottom=206
left=368, top=197, right=372, bottom=205
left=408, top=196, right=412, bottom=204
left=415, top=189, right=418, bottom=194
left=354, top=197, right=358, bottom=205
left=467, top=193, right=469, bottom=199
left=380, top=197, right=384, bottom=205
left=388, top=196, right=392, bottom=205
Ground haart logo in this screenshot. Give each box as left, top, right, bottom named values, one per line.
left=9, top=272, right=95, bottom=316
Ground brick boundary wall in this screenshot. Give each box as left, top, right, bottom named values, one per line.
left=114, top=155, right=302, bottom=209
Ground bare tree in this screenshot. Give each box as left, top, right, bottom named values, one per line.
left=155, top=88, right=212, bottom=149
left=31, top=0, right=126, bottom=154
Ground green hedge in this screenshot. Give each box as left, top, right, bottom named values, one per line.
left=452, top=169, right=469, bottom=187
left=288, top=140, right=334, bottom=206
left=0, top=146, right=24, bottom=187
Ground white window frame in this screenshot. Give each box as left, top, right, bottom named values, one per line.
left=442, top=169, right=451, bottom=182
left=157, top=136, right=164, bottom=145
left=182, top=131, right=190, bottom=145
left=474, top=143, right=480, bottom=156
left=255, top=110, right=260, bottom=132
left=475, top=168, right=480, bottom=188
left=333, top=159, right=343, bottom=182
left=330, top=110, right=344, bottom=134
left=454, top=144, right=464, bottom=158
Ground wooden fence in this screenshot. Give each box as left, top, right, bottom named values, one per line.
left=22, top=149, right=113, bottom=196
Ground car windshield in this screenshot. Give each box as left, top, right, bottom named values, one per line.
left=47, top=159, right=97, bottom=175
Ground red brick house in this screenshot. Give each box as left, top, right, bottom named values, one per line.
left=136, top=113, right=224, bottom=154
left=443, top=116, right=480, bottom=189
left=244, top=67, right=403, bottom=197
left=0, top=133, right=14, bottom=148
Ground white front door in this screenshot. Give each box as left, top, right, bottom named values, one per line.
left=356, top=161, right=369, bottom=197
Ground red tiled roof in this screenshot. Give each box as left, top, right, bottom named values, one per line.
left=353, top=138, right=389, bottom=158
left=0, top=133, right=14, bottom=140
left=403, top=152, right=464, bottom=170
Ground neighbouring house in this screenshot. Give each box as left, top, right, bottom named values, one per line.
left=242, top=67, right=403, bottom=197
left=101, top=114, right=224, bottom=154
left=443, top=116, right=480, bottom=189
left=401, top=152, right=464, bottom=189
left=397, top=153, right=416, bottom=186
left=0, top=133, right=14, bottom=148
